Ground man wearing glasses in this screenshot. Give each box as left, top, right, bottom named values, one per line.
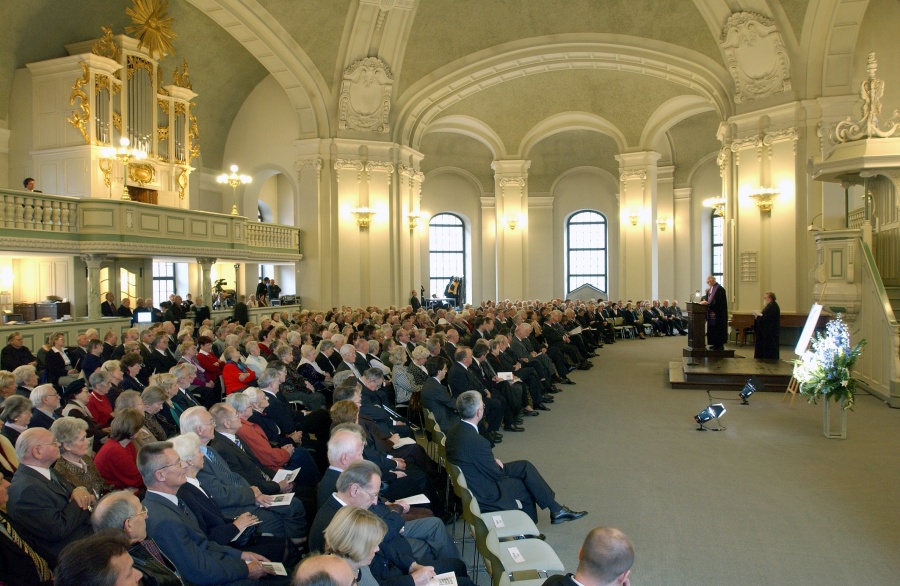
left=139, top=441, right=283, bottom=585
left=6, top=427, right=95, bottom=566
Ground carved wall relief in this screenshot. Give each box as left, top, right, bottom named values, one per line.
left=720, top=12, right=791, bottom=103
left=338, top=57, right=393, bottom=133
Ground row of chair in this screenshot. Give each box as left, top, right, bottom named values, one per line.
left=422, top=409, right=565, bottom=586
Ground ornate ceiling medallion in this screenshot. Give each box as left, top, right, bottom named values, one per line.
left=125, top=0, right=176, bottom=59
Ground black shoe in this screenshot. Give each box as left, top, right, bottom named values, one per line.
left=490, top=433, right=503, bottom=444
left=536, top=404, right=551, bottom=411
left=560, top=378, right=576, bottom=385
left=503, top=425, right=525, bottom=432
left=551, top=506, right=588, bottom=525
left=568, top=365, right=578, bottom=373
left=524, top=410, right=540, bottom=417
left=514, top=418, right=524, bottom=425
left=549, top=386, right=562, bottom=393
left=551, top=375, right=563, bottom=383
left=578, top=363, right=591, bottom=370
left=542, top=397, right=555, bottom=403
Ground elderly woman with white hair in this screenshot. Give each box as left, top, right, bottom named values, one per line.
left=51, top=416, right=114, bottom=499
left=0, top=395, right=32, bottom=446
left=390, top=345, right=427, bottom=406
left=226, top=390, right=320, bottom=488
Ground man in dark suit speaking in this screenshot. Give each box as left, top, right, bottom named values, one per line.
left=446, top=390, right=588, bottom=525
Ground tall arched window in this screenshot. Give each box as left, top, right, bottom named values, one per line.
left=566, top=210, right=608, bottom=294
left=711, top=210, right=724, bottom=279
left=429, top=213, right=467, bottom=300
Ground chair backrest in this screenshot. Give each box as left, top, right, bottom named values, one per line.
left=433, top=429, right=447, bottom=464
left=470, top=499, right=505, bottom=586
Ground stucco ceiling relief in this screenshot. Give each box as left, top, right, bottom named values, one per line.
left=720, top=12, right=792, bottom=103
left=339, top=57, right=394, bottom=133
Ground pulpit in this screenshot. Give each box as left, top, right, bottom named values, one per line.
left=683, top=301, right=735, bottom=361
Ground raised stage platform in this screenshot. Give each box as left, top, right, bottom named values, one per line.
left=669, top=355, right=794, bottom=390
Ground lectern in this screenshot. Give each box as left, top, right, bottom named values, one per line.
left=683, top=302, right=734, bottom=361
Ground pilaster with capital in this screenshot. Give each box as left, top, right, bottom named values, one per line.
left=615, top=152, right=660, bottom=300
left=398, top=147, right=426, bottom=299
left=82, top=254, right=107, bottom=320
left=491, top=160, right=531, bottom=300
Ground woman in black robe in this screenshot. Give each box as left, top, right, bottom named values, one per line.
left=701, top=275, right=728, bottom=350
left=754, top=291, right=781, bottom=359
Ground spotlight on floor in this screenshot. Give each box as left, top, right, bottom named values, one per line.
left=739, top=376, right=764, bottom=405
left=695, top=403, right=726, bottom=431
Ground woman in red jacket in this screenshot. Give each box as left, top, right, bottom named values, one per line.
left=94, top=408, right=146, bottom=493
left=221, top=346, right=256, bottom=395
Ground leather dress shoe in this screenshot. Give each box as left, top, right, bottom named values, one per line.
left=503, top=425, right=525, bottom=432
left=490, top=432, right=503, bottom=443
left=551, top=505, right=588, bottom=525
left=542, top=396, right=555, bottom=403
left=514, top=418, right=524, bottom=425
left=560, top=378, right=576, bottom=385
left=577, top=363, right=591, bottom=370
left=524, top=410, right=539, bottom=417
left=536, top=404, right=551, bottom=411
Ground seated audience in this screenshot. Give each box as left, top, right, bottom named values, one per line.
left=323, top=507, right=386, bottom=586
left=292, top=553, right=355, bottom=586
left=1, top=331, right=37, bottom=372
left=54, top=528, right=142, bottom=586
left=27, top=384, right=61, bottom=429
left=94, top=409, right=146, bottom=492
left=44, top=332, right=79, bottom=388
left=2, top=395, right=33, bottom=446
left=222, top=345, right=256, bottom=395
left=13, top=364, right=39, bottom=398
left=86, top=370, right=115, bottom=427
left=0, top=474, right=53, bottom=585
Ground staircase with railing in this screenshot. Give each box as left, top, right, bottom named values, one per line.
left=855, top=240, right=900, bottom=405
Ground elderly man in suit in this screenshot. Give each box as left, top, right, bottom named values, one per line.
left=446, top=391, right=587, bottom=525
left=446, top=346, right=504, bottom=444
left=138, top=441, right=280, bottom=585
left=6, top=427, right=95, bottom=566
left=0, top=475, right=54, bottom=585
left=542, top=526, right=634, bottom=586
left=28, top=384, right=61, bottom=429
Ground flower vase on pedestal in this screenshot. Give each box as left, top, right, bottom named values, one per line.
left=822, top=396, right=847, bottom=439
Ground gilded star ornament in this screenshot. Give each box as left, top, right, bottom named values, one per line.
left=125, top=0, right=176, bottom=59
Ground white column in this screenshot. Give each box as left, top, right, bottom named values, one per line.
left=196, top=258, right=216, bottom=310
left=82, top=254, right=106, bottom=320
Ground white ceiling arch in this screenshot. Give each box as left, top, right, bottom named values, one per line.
left=424, top=167, right=489, bottom=197
left=639, top=95, right=718, bottom=151
left=420, top=115, right=509, bottom=160
left=394, top=33, right=733, bottom=150
left=185, top=0, right=332, bottom=137
left=518, top=112, right=628, bottom=159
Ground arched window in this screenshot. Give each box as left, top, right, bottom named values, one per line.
left=566, top=210, right=608, bottom=294
left=711, top=210, right=724, bottom=279
left=429, top=213, right=467, bottom=301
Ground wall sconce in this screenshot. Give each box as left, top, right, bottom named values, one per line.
left=506, top=216, right=520, bottom=231
left=217, top=164, right=252, bottom=216
left=629, top=213, right=639, bottom=227
left=407, top=211, right=426, bottom=230
left=703, top=196, right=726, bottom=217
left=749, top=188, right=778, bottom=213
left=101, top=137, right=147, bottom=201
left=657, top=217, right=668, bottom=232
left=351, top=207, right=376, bottom=229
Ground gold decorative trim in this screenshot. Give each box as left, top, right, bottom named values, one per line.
left=157, top=67, right=169, bottom=96
left=112, top=81, right=121, bottom=95
left=188, top=105, right=200, bottom=162
left=177, top=168, right=188, bottom=199
left=125, top=0, right=177, bottom=59
left=112, top=112, right=122, bottom=133
left=157, top=126, right=169, bottom=142
left=129, top=162, right=155, bottom=186
left=67, top=62, right=91, bottom=144
left=94, top=74, right=110, bottom=94
left=173, top=102, right=185, bottom=116
left=126, top=55, right=153, bottom=80
left=91, top=26, right=120, bottom=61
left=173, top=58, right=192, bottom=90
left=157, top=98, right=169, bottom=116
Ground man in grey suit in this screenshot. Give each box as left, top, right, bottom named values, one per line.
left=138, top=441, right=278, bottom=585
left=6, top=427, right=95, bottom=566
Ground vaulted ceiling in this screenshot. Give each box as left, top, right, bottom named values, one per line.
left=2, top=0, right=890, bottom=189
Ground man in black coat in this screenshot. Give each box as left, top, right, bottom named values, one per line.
left=754, top=291, right=781, bottom=359
left=421, top=357, right=460, bottom=432
left=541, top=526, right=634, bottom=586
left=700, top=275, right=728, bottom=351
left=446, top=391, right=586, bottom=525
left=0, top=476, right=53, bottom=585
left=101, top=292, right=117, bottom=317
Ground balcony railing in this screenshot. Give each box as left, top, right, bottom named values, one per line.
left=0, top=188, right=302, bottom=262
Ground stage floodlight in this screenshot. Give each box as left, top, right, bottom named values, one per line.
left=695, top=403, right=726, bottom=431
left=739, top=376, right=764, bottom=405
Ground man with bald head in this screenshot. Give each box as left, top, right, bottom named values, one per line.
left=292, top=553, right=355, bottom=586
left=543, top=526, right=634, bottom=586
left=6, top=427, right=95, bottom=565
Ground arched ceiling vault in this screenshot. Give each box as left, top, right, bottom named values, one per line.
left=397, top=34, right=733, bottom=152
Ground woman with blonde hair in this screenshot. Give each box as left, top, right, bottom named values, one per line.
left=149, top=372, right=181, bottom=430
left=324, top=505, right=386, bottom=579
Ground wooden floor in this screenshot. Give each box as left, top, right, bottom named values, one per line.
left=669, top=354, right=794, bottom=390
